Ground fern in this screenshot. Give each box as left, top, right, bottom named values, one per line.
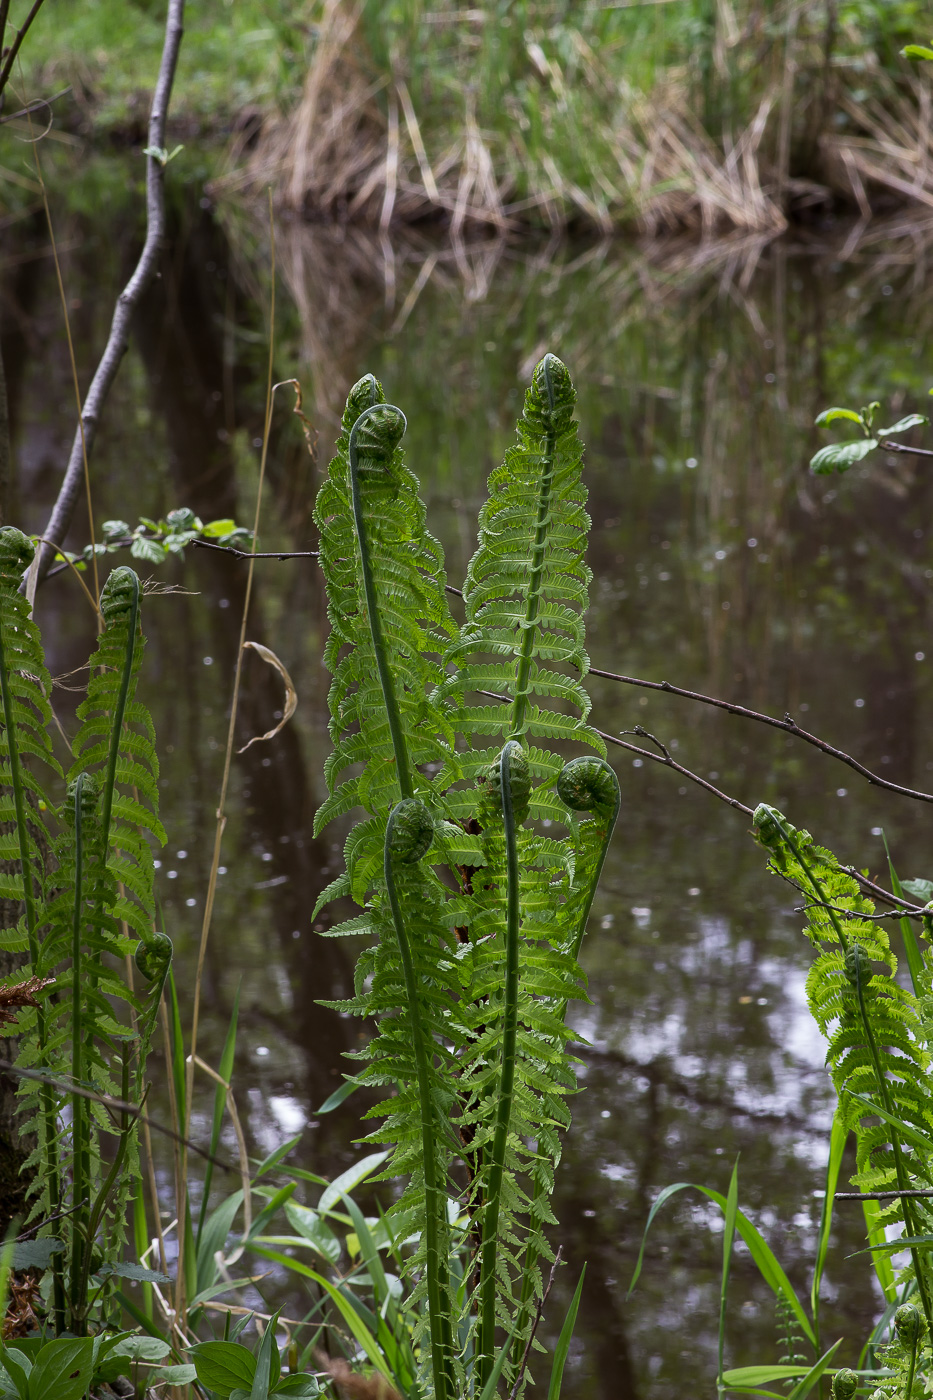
left=313, top=357, right=616, bottom=1395
left=2, top=559, right=168, bottom=1333
left=753, top=804, right=933, bottom=1336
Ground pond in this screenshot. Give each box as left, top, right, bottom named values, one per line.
left=6, top=175, right=933, bottom=1396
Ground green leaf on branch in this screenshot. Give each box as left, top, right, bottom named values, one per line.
left=202, top=518, right=238, bottom=538
left=130, top=535, right=168, bottom=565
left=810, top=439, right=877, bottom=474
left=814, top=408, right=865, bottom=428
left=10, top=1238, right=63, bottom=1271
left=903, top=43, right=933, bottom=60
left=877, top=414, right=928, bottom=436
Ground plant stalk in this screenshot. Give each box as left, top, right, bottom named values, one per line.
left=348, top=404, right=413, bottom=799
left=478, top=740, right=523, bottom=1389
left=383, top=809, right=452, bottom=1400
left=69, top=772, right=87, bottom=1333
left=510, top=357, right=558, bottom=742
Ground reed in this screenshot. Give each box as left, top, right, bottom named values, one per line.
left=225, top=0, right=933, bottom=237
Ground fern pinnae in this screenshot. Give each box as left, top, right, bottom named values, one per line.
left=349, top=402, right=414, bottom=796
left=558, top=756, right=622, bottom=963
left=510, top=353, right=562, bottom=741
left=0, top=527, right=64, bottom=1326
left=384, top=800, right=454, bottom=1400
left=754, top=805, right=933, bottom=1333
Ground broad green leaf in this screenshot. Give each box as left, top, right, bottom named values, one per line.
left=190, top=1341, right=257, bottom=1397
left=202, top=518, right=237, bottom=538
left=318, top=1151, right=388, bottom=1213
left=250, top=1309, right=281, bottom=1400
left=166, top=508, right=200, bottom=530
left=152, top=1365, right=198, bottom=1386
left=0, top=1350, right=29, bottom=1398
left=96, top=1260, right=171, bottom=1283
left=283, top=1203, right=341, bottom=1265
left=130, top=534, right=167, bottom=564
left=547, top=1265, right=585, bottom=1400
left=27, top=1338, right=94, bottom=1400
left=10, top=1238, right=63, bottom=1271
left=272, top=1377, right=321, bottom=1397
left=877, top=413, right=928, bottom=436
left=903, top=43, right=933, bottom=59
left=810, top=439, right=877, bottom=474
left=814, top=408, right=864, bottom=428
left=901, top=877, right=933, bottom=902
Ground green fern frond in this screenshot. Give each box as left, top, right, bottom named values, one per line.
left=753, top=804, right=933, bottom=1327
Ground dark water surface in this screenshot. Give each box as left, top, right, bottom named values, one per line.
left=6, top=176, right=933, bottom=1395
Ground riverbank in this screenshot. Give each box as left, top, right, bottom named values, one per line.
left=13, top=2, right=933, bottom=236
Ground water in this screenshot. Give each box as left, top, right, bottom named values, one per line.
left=7, top=180, right=933, bottom=1394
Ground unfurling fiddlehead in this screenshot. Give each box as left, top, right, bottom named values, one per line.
left=349, top=403, right=412, bottom=798
left=895, top=1303, right=924, bottom=1399
left=558, top=755, right=621, bottom=960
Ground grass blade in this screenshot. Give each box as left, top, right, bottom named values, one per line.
left=717, top=1159, right=740, bottom=1396
left=882, top=831, right=924, bottom=994
left=810, top=1113, right=847, bottom=1343
left=546, top=1264, right=585, bottom=1400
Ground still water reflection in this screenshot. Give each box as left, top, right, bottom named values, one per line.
left=7, top=181, right=933, bottom=1395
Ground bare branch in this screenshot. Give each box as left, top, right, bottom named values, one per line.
left=879, top=439, right=933, bottom=460
left=589, top=665, right=933, bottom=806
left=36, top=0, right=185, bottom=584
left=0, top=0, right=48, bottom=103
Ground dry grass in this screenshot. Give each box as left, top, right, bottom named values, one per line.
left=215, top=1, right=933, bottom=240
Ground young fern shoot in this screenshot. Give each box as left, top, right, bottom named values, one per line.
left=313, top=356, right=618, bottom=1396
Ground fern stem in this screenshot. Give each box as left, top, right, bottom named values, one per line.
left=383, top=805, right=452, bottom=1400
left=0, top=610, right=64, bottom=1329
left=349, top=404, right=413, bottom=800
left=510, top=356, right=559, bottom=741
left=69, top=772, right=88, bottom=1333
left=779, top=819, right=933, bottom=1335
left=478, top=740, right=523, bottom=1389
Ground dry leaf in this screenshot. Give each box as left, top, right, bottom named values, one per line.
left=0, top=976, right=54, bottom=1027
left=238, top=641, right=298, bottom=753
left=316, top=1355, right=402, bottom=1400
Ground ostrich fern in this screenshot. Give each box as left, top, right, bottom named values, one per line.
left=313, top=357, right=620, bottom=1396
left=0, top=534, right=169, bottom=1333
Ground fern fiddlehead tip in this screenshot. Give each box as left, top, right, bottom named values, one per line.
left=895, top=1303, right=925, bottom=1348
left=386, top=798, right=434, bottom=864
left=830, top=1370, right=858, bottom=1400
left=135, top=931, right=173, bottom=982
left=481, top=740, right=531, bottom=825
left=843, top=943, right=872, bottom=989
left=344, top=373, right=386, bottom=428
left=557, top=756, right=620, bottom=814
left=66, top=771, right=100, bottom=822
left=348, top=402, right=407, bottom=464
left=0, top=526, right=35, bottom=583
left=99, top=565, right=140, bottom=627
left=530, top=353, right=575, bottom=429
